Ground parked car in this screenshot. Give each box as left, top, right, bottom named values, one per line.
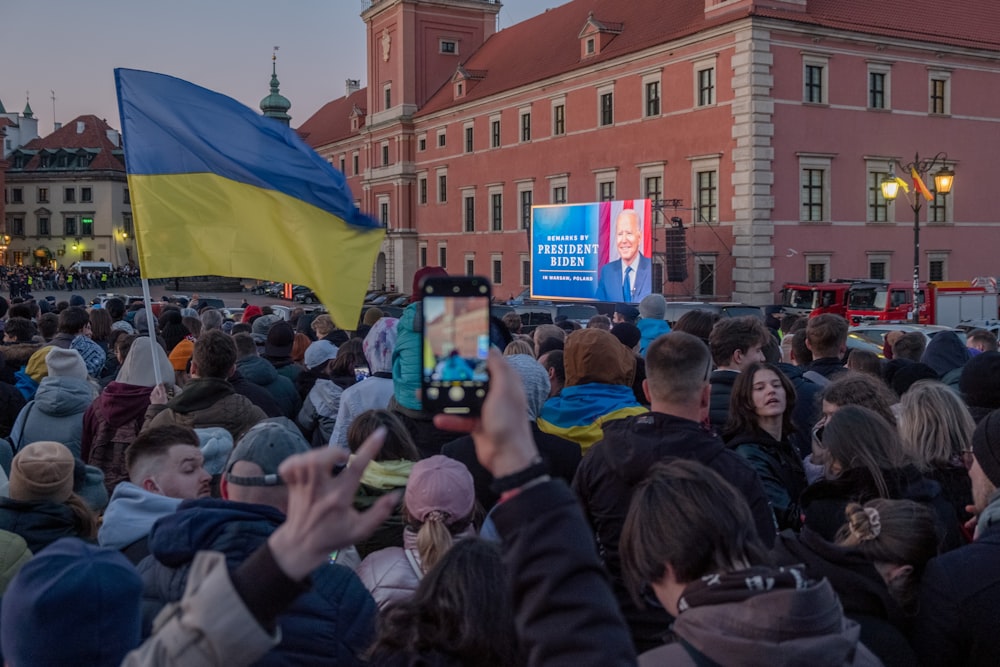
left=848, top=323, right=966, bottom=348
left=662, top=301, right=763, bottom=325
left=294, top=289, right=320, bottom=304
left=557, top=304, right=599, bottom=327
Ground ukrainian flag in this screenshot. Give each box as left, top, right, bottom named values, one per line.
left=115, top=68, right=383, bottom=328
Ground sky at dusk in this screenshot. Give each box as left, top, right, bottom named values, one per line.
left=2, top=0, right=565, bottom=136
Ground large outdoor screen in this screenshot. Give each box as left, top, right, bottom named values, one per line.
left=530, top=199, right=653, bottom=302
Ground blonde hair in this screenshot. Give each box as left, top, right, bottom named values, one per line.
left=503, top=339, right=534, bottom=357
left=897, top=380, right=974, bottom=471
left=311, top=314, right=334, bottom=337
left=416, top=515, right=455, bottom=574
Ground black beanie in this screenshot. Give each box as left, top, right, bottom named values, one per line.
left=972, top=410, right=1000, bottom=488
left=961, top=351, right=1000, bottom=410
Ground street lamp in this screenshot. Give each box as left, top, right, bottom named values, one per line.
left=880, top=152, right=955, bottom=321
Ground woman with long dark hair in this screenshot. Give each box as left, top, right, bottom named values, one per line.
left=723, top=361, right=807, bottom=530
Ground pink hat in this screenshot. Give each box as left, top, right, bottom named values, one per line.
left=404, top=455, right=474, bottom=523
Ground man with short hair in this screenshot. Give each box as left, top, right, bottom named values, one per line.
left=199, top=308, right=224, bottom=332
left=138, top=418, right=378, bottom=664
left=2, top=318, right=35, bottom=344
left=914, top=410, right=1000, bottom=665
left=233, top=332, right=300, bottom=419
left=707, top=316, right=769, bottom=429
left=52, top=306, right=106, bottom=377
left=892, top=331, right=926, bottom=362
left=538, top=349, right=565, bottom=397
left=144, top=329, right=266, bottom=440
left=533, top=323, right=565, bottom=358
left=98, top=425, right=211, bottom=562
left=967, top=328, right=998, bottom=354
left=596, top=209, right=652, bottom=303
left=573, top=331, right=776, bottom=652
left=804, top=314, right=850, bottom=381
left=502, top=311, right=522, bottom=337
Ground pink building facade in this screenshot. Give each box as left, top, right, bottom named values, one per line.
left=300, top=0, right=1000, bottom=304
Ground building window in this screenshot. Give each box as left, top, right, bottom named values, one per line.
left=465, top=257, right=475, bottom=276
left=381, top=143, right=389, bottom=166
left=384, top=85, right=391, bottom=110
left=8, top=217, right=24, bottom=236
left=869, top=260, right=887, bottom=280
left=36, top=187, right=48, bottom=204
left=600, top=91, right=614, bottom=126
left=353, top=153, right=359, bottom=174
left=598, top=180, right=615, bottom=202
left=491, top=193, right=503, bottom=232
left=930, top=74, right=950, bottom=115
left=10, top=188, right=22, bottom=204
left=438, top=246, right=448, bottom=269
left=808, top=261, right=827, bottom=283
left=492, top=258, right=502, bottom=285
left=420, top=245, right=428, bottom=267
left=64, top=216, right=77, bottom=236
left=552, top=185, right=567, bottom=204
left=38, top=216, right=50, bottom=236
left=64, top=188, right=75, bottom=203
left=123, top=187, right=130, bottom=204
left=929, top=258, right=946, bottom=282
left=465, top=125, right=474, bottom=153
left=868, top=66, right=891, bottom=110
left=419, top=177, right=428, bottom=205
left=803, top=56, right=829, bottom=104
left=929, top=189, right=949, bottom=223
left=491, top=119, right=501, bottom=148
left=81, top=216, right=94, bottom=236
left=644, top=175, right=662, bottom=203
left=437, top=130, right=446, bottom=147
left=697, top=67, right=715, bottom=106
left=440, top=40, right=457, bottom=54
left=520, top=190, right=533, bottom=229
left=868, top=171, right=890, bottom=222
left=553, top=103, right=565, bottom=136
left=520, top=111, right=531, bottom=142
left=123, top=213, right=133, bottom=236
left=586, top=38, right=595, bottom=55
left=418, top=136, right=427, bottom=152
left=521, top=257, right=530, bottom=286
left=802, top=169, right=825, bottom=221
left=695, top=255, right=716, bottom=298
left=464, top=195, right=476, bottom=232
left=380, top=201, right=390, bottom=227
left=645, top=81, right=661, bottom=117
left=696, top=171, right=717, bottom=222
left=438, top=174, right=448, bottom=203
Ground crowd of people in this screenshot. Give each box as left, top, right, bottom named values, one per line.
left=1, top=264, right=142, bottom=298
left=0, top=265, right=995, bottom=665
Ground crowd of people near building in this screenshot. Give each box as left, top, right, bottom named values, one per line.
left=0, top=266, right=995, bottom=665
left=0, top=264, right=142, bottom=298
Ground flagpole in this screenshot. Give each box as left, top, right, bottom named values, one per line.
left=140, top=277, right=163, bottom=386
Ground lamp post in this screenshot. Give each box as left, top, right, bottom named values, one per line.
left=880, top=152, right=955, bottom=322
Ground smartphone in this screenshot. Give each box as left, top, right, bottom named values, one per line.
left=354, top=366, right=371, bottom=383
left=421, top=276, right=491, bottom=415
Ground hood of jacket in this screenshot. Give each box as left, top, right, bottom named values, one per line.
left=308, top=378, right=344, bottom=417
left=674, top=570, right=872, bottom=666
left=921, top=331, right=971, bottom=377
left=236, top=355, right=281, bottom=386
left=597, top=412, right=726, bottom=486
left=93, top=381, right=153, bottom=428
left=636, top=318, right=672, bottom=354
left=147, top=498, right=285, bottom=567
left=32, top=375, right=96, bottom=417
left=97, top=482, right=183, bottom=550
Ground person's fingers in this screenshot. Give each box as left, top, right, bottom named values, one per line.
left=279, top=446, right=350, bottom=487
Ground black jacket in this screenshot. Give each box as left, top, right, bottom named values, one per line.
left=913, top=519, right=1000, bottom=666
left=708, top=369, right=738, bottom=430
left=800, top=464, right=964, bottom=551
left=0, top=497, right=89, bottom=553
left=442, top=422, right=581, bottom=511
left=776, top=362, right=822, bottom=457
left=727, top=430, right=807, bottom=531
left=806, top=356, right=850, bottom=381
left=492, top=480, right=636, bottom=667
left=771, top=527, right=916, bottom=667
left=573, top=412, right=776, bottom=652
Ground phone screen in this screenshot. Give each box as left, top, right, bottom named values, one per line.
left=421, top=277, right=491, bottom=415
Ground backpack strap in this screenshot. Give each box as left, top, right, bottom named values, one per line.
left=802, top=370, right=831, bottom=387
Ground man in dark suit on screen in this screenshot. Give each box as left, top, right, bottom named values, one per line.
left=596, top=208, right=651, bottom=303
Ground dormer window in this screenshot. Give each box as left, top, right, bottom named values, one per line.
left=578, top=12, right=623, bottom=59
left=586, top=38, right=595, bottom=55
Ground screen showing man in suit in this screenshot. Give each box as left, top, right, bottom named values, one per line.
left=595, top=208, right=652, bottom=303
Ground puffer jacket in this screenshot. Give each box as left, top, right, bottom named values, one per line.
left=81, top=381, right=153, bottom=494
left=236, top=356, right=301, bottom=419
left=0, top=497, right=90, bottom=553
left=636, top=318, right=671, bottom=356
left=296, top=379, right=342, bottom=448
left=708, top=369, right=738, bottom=431
left=391, top=302, right=422, bottom=411
left=9, top=375, right=96, bottom=457
left=144, top=377, right=266, bottom=442
left=138, top=498, right=376, bottom=666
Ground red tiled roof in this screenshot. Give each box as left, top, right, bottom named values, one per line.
left=755, top=0, right=1000, bottom=51
left=17, top=115, right=124, bottom=171
left=0, top=118, right=15, bottom=128
left=297, top=88, right=367, bottom=148
left=417, top=0, right=1000, bottom=116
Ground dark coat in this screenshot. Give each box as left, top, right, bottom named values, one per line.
left=912, top=520, right=1000, bottom=666
left=776, top=361, right=822, bottom=457
left=442, top=422, right=582, bottom=510
left=800, top=464, right=964, bottom=551
left=807, top=356, right=850, bottom=381
left=229, top=370, right=283, bottom=418
left=0, top=497, right=89, bottom=553
left=708, top=369, right=738, bottom=430
left=771, top=527, right=916, bottom=667
left=727, top=430, right=808, bottom=531
left=573, top=412, right=776, bottom=652
left=138, top=498, right=376, bottom=666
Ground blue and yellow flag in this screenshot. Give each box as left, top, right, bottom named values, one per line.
left=115, top=68, right=383, bottom=328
